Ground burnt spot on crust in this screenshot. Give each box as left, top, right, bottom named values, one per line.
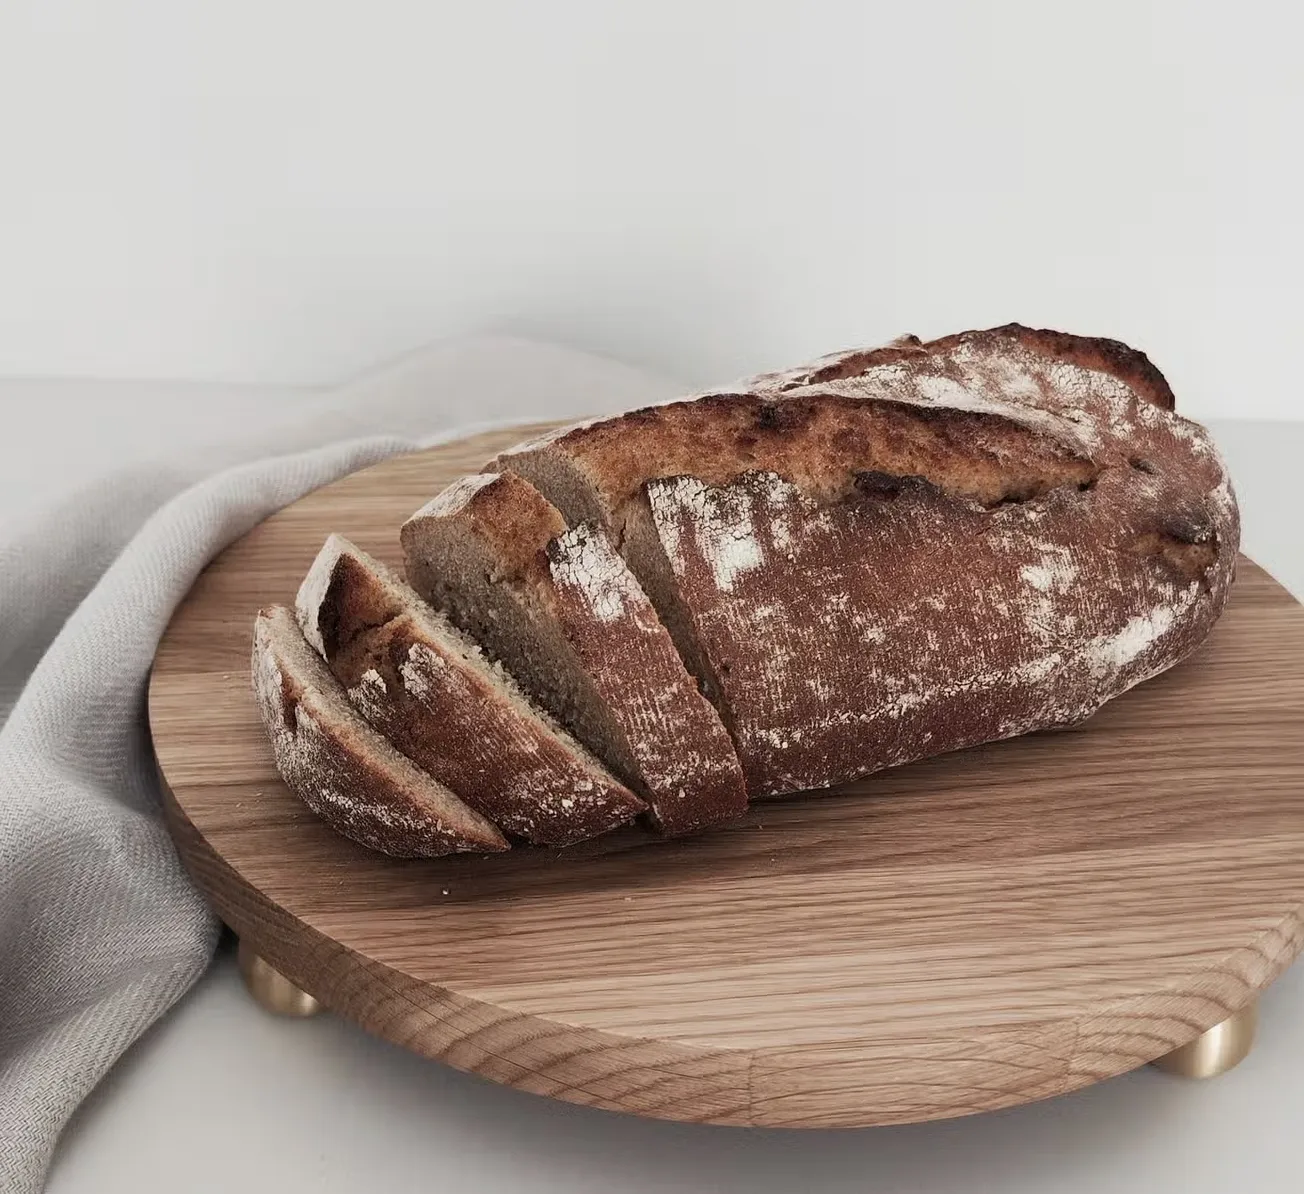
left=852, top=470, right=943, bottom=502
left=992, top=483, right=1044, bottom=506
left=752, top=399, right=819, bottom=435
left=1129, top=456, right=1157, bottom=474
left=1161, top=510, right=1214, bottom=545
left=542, top=534, right=573, bottom=569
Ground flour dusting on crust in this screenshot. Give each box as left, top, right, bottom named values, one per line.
left=548, top=523, right=646, bottom=623
left=648, top=476, right=768, bottom=594
left=411, top=473, right=499, bottom=520
left=543, top=520, right=747, bottom=833
left=294, top=537, right=646, bottom=847
left=1081, top=595, right=1188, bottom=680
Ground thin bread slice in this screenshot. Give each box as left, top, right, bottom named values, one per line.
left=400, top=472, right=748, bottom=836
left=295, top=535, right=645, bottom=847
left=252, top=605, right=507, bottom=857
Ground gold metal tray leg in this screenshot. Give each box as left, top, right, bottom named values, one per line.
left=1152, top=1002, right=1257, bottom=1078
left=236, top=938, right=323, bottom=1017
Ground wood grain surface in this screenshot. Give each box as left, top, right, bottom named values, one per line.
left=150, top=426, right=1304, bottom=1128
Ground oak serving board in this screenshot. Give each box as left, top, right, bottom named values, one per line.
left=150, top=425, right=1304, bottom=1128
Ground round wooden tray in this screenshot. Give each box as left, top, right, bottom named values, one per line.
left=151, top=426, right=1304, bottom=1128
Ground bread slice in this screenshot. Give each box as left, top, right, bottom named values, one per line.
left=400, top=471, right=748, bottom=835
left=488, top=325, right=1238, bottom=796
left=294, top=535, right=645, bottom=847
left=252, top=605, right=508, bottom=857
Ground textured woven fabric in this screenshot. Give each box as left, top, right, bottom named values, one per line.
left=0, top=439, right=412, bottom=1191
left=0, top=338, right=671, bottom=1193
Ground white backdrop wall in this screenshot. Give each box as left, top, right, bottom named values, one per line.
left=0, top=0, right=1300, bottom=418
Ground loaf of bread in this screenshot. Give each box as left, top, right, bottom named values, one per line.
left=399, top=472, right=749, bottom=835
left=256, top=323, right=1239, bottom=854
left=295, top=534, right=645, bottom=846
left=252, top=605, right=507, bottom=857
left=494, top=325, right=1237, bottom=796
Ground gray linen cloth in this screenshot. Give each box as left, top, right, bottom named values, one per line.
left=0, top=338, right=671, bottom=1193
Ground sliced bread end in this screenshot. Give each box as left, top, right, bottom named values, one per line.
left=252, top=605, right=508, bottom=858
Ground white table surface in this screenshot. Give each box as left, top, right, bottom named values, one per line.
left=5, top=394, right=1300, bottom=1194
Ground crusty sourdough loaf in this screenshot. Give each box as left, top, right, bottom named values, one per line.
left=294, top=535, right=645, bottom=846
left=252, top=605, right=507, bottom=857
left=492, top=325, right=1239, bottom=796
left=256, top=324, right=1239, bottom=850
left=399, top=471, right=749, bottom=835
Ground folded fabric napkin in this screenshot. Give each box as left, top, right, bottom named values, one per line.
left=0, top=338, right=673, bottom=1193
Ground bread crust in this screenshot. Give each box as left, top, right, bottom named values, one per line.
left=252, top=605, right=507, bottom=857
left=745, top=324, right=1177, bottom=412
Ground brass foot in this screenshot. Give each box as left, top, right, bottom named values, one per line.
left=1152, top=1003, right=1257, bottom=1078
left=236, top=938, right=323, bottom=1017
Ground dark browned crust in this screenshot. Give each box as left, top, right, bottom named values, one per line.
left=252, top=606, right=507, bottom=857
left=487, top=324, right=1236, bottom=800
left=541, top=521, right=749, bottom=836
left=314, top=551, right=393, bottom=660
left=460, top=473, right=567, bottom=583
left=964, top=324, right=1177, bottom=411
left=500, top=391, right=1097, bottom=528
